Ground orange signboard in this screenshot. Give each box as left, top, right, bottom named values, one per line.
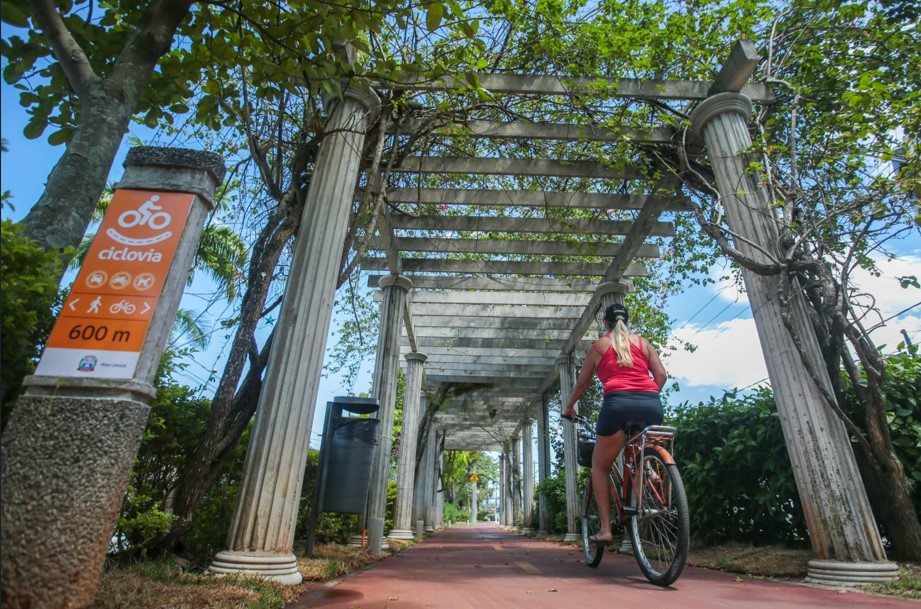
left=36, top=190, right=195, bottom=379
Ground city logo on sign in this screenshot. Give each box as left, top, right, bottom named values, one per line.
left=77, top=355, right=98, bottom=372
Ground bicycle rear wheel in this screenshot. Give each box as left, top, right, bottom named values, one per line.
left=627, top=450, right=690, bottom=586
left=581, top=477, right=605, bottom=567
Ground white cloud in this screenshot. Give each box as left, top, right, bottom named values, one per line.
left=668, top=253, right=921, bottom=393
left=668, top=317, right=767, bottom=390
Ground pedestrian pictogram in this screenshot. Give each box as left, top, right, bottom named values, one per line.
left=36, top=190, right=195, bottom=379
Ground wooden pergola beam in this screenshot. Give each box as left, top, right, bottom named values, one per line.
left=396, top=119, right=675, bottom=143
left=367, top=236, right=660, bottom=259
left=361, top=256, right=648, bottom=277
left=391, top=157, right=645, bottom=179
left=385, top=73, right=774, bottom=103
left=387, top=214, right=675, bottom=236
left=376, top=187, right=687, bottom=211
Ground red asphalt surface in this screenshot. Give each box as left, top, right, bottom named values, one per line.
left=288, top=522, right=918, bottom=609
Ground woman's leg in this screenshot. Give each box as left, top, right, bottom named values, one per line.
left=591, top=430, right=626, bottom=541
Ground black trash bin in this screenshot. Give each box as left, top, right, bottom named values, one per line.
left=320, top=416, right=380, bottom=513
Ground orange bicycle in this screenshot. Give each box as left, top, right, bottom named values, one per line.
left=565, top=413, right=690, bottom=586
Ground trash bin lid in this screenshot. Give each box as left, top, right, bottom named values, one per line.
left=332, top=396, right=379, bottom=415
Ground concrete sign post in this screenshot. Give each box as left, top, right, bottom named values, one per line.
left=1, top=147, right=225, bottom=609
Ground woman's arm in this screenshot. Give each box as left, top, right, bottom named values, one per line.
left=643, top=338, right=668, bottom=391
left=562, top=343, right=603, bottom=417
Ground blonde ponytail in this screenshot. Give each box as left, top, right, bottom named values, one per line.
left=610, top=319, right=633, bottom=367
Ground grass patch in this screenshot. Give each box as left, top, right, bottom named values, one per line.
left=90, top=543, right=397, bottom=609
left=687, top=542, right=812, bottom=579
left=859, top=562, right=921, bottom=600
left=89, top=559, right=302, bottom=609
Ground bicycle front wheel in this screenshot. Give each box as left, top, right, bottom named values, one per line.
left=581, top=476, right=605, bottom=568
left=627, top=450, right=690, bottom=586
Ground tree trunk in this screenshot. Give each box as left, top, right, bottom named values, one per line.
left=21, top=0, right=194, bottom=265
left=20, top=85, right=130, bottom=258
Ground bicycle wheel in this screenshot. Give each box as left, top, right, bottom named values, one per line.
left=627, top=450, right=690, bottom=586
left=581, top=477, right=605, bottom=567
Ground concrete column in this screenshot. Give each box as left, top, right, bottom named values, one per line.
left=691, top=92, right=895, bottom=584
left=389, top=352, right=427, bottom=539
left=471, top=480, right=478, bottom=524
left=2, top=147, right=225, bottom=608
left=436, top=440, right=445, bottom=528
left=521, top=420, right=535, bottom=533
left=500, top=455, right=510, bottom=526
left=211, top=85, right=379, bottom=584
left=556, top=354, right=580, bottom=542
left=537, top=393, right=551, bottom=536
left=511, top=436, right=521, bottom=528
left=422, top=426, right=437, bottom=532
left=364, top=274, right=412, bottom=553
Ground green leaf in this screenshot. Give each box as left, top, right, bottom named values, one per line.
left=425, top=3, right=444, bottom=31
left=0, top=2, right=30, bottom=27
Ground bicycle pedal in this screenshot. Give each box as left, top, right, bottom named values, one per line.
left=622, top=506, right=638, bottom=516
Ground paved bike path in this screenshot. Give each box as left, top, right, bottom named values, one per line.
left=289, top=523, right=916, bottom=609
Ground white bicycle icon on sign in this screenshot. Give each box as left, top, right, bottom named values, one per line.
left=118, top=196, right=171, bottom=230
left=109, top=300, right=137, bottom=314
left=107, top=195, right=174, bottom=246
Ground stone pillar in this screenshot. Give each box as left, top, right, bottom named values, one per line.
left=537, top=393, right=551, bottom=536
left=500, top=454, right=510, bottom=527
left=511, top=436, right=521, bottom=528
left=521, top=420, right=535, bottom=533
left=691, top=92, right=895, bottom=584
left=556, top=354, right=580, bottom=542
left=435, top=438, right=445, bottom=528
left=364, top=274, right=412, bottom=553
left=211, top=85, right=379, bottom=584
left=471, top=479, right=478, bottom=524
left=2, top=147, right=225, bottom=608
left=421, top=426, right=437, bottom=532
left=389, top=352, right=427, bottom=539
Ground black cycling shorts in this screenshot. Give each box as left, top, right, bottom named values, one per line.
left=596, top=391, right=664, bottom=437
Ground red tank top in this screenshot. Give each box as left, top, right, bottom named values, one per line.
left=593, top=335, right=658, bottom=394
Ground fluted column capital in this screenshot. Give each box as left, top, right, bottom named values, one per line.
left=554, top=354, right=570, bottom=369
left=690, top=92, right=753, bottom=137
left=340, top=81, right=382, bottom=125
left=378, top=274, right=413, bottom=292
left=593, top=281, right=630, bottom=299
left=405, top=351, right=428, bottom=364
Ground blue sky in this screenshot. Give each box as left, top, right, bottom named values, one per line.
left=4, top=64, right=920, bottom=450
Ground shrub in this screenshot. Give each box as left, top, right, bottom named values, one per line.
left=0, top=220, right=65, bottom=422
left=666, top=389, right=808, bottom=547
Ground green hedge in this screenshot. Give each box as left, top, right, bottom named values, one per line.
left=666, top=389, right=809, bottom=547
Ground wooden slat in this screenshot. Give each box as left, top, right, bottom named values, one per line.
left=368, top=275, right=599, bottom=292
left=362, top=257, right=648, bottom=277
left=367, top=236, right=659, bottom=258
left=396, top=119, right=674, bottom=143
left=391, top=157, right=644, bottom=179
left=377, top=188, right=688, bottom=212
left=386, top=73, right=774, bottom=103
left=388, top=214, right=675, bottom=236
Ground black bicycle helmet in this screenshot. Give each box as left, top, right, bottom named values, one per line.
left=603, top=303, right=629, bottom=325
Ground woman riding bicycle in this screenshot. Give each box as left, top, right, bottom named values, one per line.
left=562, top=303, right=668, bottom=544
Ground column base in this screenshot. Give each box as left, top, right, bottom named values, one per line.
left=387, top=529, right=414, bottom=540
left=424, top=525, right=435, bottom=533
left=210, top=551, right=302, bottom=585
left=618, top=538, right=634, bottom=554
left=563, top=533, right=580, bottom=542
left=805, top=559, right=899, bottom=586
left=521, top=527, right=534, bottom=535
left=536, top=530, right=549, bottom=538
left=348, top=534, right=390, bottom=550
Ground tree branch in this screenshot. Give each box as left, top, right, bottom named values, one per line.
left=27, top=0, right=100, bottom=96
